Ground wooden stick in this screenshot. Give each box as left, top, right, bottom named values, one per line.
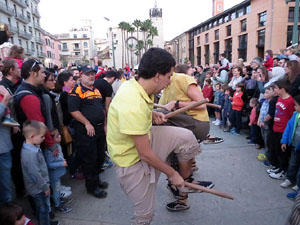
left=165, top=99, right=209, bottom=119
left=184, top=182, right=234, bottom=200
left=206, top=103, right=222, bottom=109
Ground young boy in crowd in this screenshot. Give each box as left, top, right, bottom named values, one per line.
left=280, top=94, right=300, bottom=200
left=248, top=98, right=259, bottom=146
left=44, top=129, right=72, bottom=213
left=229, top=83, right=245, bottom=135
left=268, top=79, right=295, bottom=180
left=257, top=86, right=275, bottom=163
left=212, top=83, right=224, bottom=126
left=222, top=86, right=233, bottom=131
left=21, top=120, right=59, bottom=225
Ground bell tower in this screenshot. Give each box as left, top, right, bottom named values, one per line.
left=149, top=0, right=164, bottom=48
left=212, top=0, right=224, bottom=16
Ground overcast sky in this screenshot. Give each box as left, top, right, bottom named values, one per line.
left=39, top=0, right=243, bottom=41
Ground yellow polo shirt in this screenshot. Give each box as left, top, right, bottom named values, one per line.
left=159, top=73, right=209, bottom=122
left=107, top=78, right=153, bottom=167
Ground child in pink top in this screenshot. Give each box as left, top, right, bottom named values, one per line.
left=248, top=98, right=260, bottom=147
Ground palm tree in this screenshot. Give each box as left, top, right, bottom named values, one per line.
left=132, top=19, right=142, bottom=42
left=136, top=40, right=144, bottom=63
left=118, top=21, right=126, bottom=68
left=127, top=25, right=135, bottom=68
left=140, top=19, right=153, bottom=52
left=124, top=22, right=131, bottom=66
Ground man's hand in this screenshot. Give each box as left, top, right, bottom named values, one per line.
left=45, top=189, right=50, bottom=197
left=281, top=144, right=287, bottom=152
left=164, top=101, right=176, bottom=111
left=85, top=123, right=95, bottom=136
left=152, top=111, right=167, bottom=125
left=168, top=171, right=185, bottom=188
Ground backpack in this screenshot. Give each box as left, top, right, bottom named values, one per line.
left=10, top=90, right=32, bottom=122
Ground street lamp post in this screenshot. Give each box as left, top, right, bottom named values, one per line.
left=110, top=27, right=116, bottom=68
left=292, top=0, right=299, bottom=45
left=286, top=0, right=299, bottom=45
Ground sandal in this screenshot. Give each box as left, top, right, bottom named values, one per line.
left=166, top=200, right=190, bottom=211
left=203, top=135, right=224, bottom=145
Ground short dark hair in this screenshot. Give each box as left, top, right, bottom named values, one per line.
left=236, top=82, right=245, bottom=92
left=198, top=65, right=203, bottom=70
left=8, top=45, right=24, bottom=59
left=275, top=78, right=290, bottom=92
left=137, top=48, right=175, bottom=79
left=205, top=78, right=212, bottom=84
left=174, top=64, right=191, bottom=74
left=0, top=202, right=24, bottom=225
left=21, top=59, right=41, bottom=80
left=1, top=58, right=17, bottom=76
left=57, top=71, right=73, bottom=86
left=44, top=70, right=55, bottom=82
left=294, top=94, right=300, bottom=105
left=220, top=53, right=226, bottom=57
left=105, top=70, right=118, bottom=79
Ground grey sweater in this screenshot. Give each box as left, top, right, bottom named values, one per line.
left=21, top=143, right=50, bottom=196
left=0, top=103, right=13, bottom=154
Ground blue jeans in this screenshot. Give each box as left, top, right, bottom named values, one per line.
left=0, top=152, right=12, bottom=203
left=50, top=178, right=61, bottom=207
left=32, top=192, right=51, bottom=225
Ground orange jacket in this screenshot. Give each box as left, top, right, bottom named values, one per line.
left=232, top=91, right=244, bottom=111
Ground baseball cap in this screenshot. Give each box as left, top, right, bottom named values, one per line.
left=81, top=65, right=96, bottom=74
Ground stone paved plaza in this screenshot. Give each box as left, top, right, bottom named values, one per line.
left=54, top=123, right=294, bottom=225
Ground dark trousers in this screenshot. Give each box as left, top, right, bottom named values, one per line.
left=286, top=148, right=300, bottom=186
left=250, top=124, right=259, bottom=143
left=270, top=132, right=290, bottom=171
left=75, top=123, right=106, bottom=192
left=11, top=131, right=25, bottom=196
left=267, top=129, right=279, bottom=168
left=229, top=110, right=242, bottom=133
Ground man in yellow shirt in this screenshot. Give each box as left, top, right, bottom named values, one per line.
left=107, top=48, right=201, bottom=224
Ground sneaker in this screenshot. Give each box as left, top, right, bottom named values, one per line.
left=269, top=170, right=285, bottom=180
left=55, top=204, right=72, bottom=213
left=257, top=154, right=267, bottom=161
left=281, top=179, right=293, bottom=188
left=292, top=185, right=299, bottom=191
left=166, top=200, right=190, bottom=211
left=2, top=117, right=20, bottom=127
left=230, top=130, right=240, bottom=135
left=60, top=185, right=71, bottom=192
left=266, top=167, right=280, bottom=174
left=261, top=161, right=271, bottom=167
left=230, top=127, right=236, bottom=132
left=214, top=120, right=221, bottom=126
left=287, top=191, right=299, bottom=201
left=212, top=120, right=218, bottom=124
left=247, top=141, right=255, bottom=145
left=87, top=187, right=107, bottom=198
left=101, top=160, right=113, bottom=170
left=223, top=128, right=230, bottom=132
left=60, top=197, right=72, bottom=205
left=60, top=190, right=72, bottom=199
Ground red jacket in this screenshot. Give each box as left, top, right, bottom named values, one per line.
left=232, top=91, right=244, bottom=111
left=202, top=85, right=213, bottom=102
left=264, top=57, right=273, bottom=71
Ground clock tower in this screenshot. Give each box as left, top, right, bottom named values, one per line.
left=149, top=0, right=164, bottom=48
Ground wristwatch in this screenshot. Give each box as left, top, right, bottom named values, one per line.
left=175, top=100, right=180, bottom=109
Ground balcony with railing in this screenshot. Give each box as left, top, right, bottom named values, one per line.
left=25, top=48, right=33, bottom=55
left=34, top=23, right=42, bottom=31
left=18, top=30, right=32, bottom=40
left=11, top=0, right=26, bottom=8
left=37, top=52, right=46, bottom=58
left=15, top=13, right=30, bottom=24
left=35, top=37, right=44, bottom=44
left=0, top=3, right=14, bottom=16
left=32, top=8, right=40, bottom=18
left=9, top=26, right=18, bottom=34
left=73, top=47, right=81, bottom=51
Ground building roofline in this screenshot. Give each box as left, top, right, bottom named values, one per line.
left=187, top=0, right=251, bottom=33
